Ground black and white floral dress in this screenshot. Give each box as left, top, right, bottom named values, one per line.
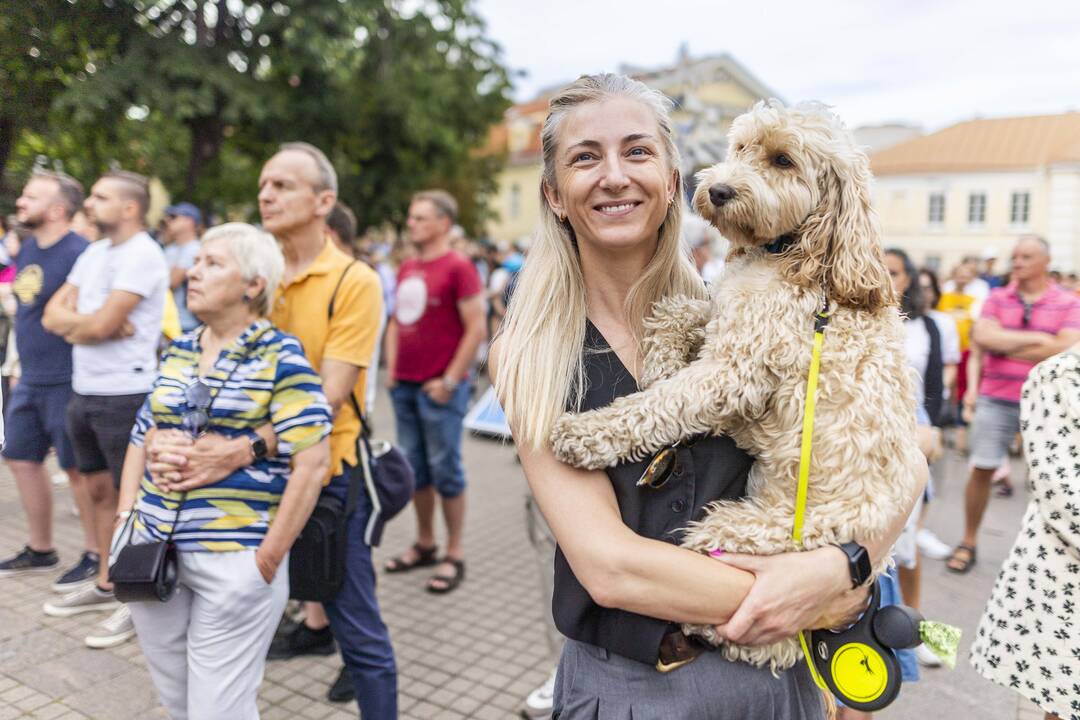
left=971, top=351, right=1080, bottom=720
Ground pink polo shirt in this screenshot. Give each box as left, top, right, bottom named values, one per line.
left=979, top=283, right=1080, bottom=402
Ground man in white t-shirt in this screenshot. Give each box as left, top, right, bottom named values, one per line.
left=40, top=170, right=167, bottom=648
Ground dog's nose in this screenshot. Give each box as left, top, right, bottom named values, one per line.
left=708, top=184, right=736, bottom=207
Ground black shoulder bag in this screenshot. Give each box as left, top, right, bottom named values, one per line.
left=288, top=263, right=415, bottom=601
left=111, top=331, right=259, bottom=603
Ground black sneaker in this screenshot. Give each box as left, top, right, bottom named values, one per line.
left=266, top=622, right=336, bottom=660
left=0, top=546, right=59, bottom=577
left=327, top=667, right=356, bottom=703
left=52, top=551, right=100, bottom=593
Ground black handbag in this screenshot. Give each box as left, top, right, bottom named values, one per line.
left=288, top=462, right=359, bottom=602
left=110, top=510, right=182, bottom=603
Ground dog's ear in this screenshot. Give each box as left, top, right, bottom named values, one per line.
left=783, top=151, right=894, bottom=311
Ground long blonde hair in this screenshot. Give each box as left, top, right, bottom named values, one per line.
left=495, top=73, right=706, bottom=449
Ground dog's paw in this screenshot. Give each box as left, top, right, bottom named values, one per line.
left=550, top=414, right=592, bottom=467
left=550, top=414, right=617, bottom=469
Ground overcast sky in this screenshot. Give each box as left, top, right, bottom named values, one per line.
left=475, top=0, right=1080, bottom=131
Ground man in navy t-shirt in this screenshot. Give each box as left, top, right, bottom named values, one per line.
left=0, top=171, right=97, bottom=593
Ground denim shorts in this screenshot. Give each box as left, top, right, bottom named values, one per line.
left=969, top=397, right=1021, bottom=470
left=1, top=382, right=77, bottom=468
left=389, top=380, right=471, bottom=498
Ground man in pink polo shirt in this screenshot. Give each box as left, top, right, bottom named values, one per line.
left=948, top=236, right=1080, bottom=573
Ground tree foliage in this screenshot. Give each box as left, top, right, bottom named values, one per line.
left=1, top=0, right=512, bottom=234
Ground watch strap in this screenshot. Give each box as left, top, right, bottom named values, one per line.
left=836, top=541, right=872, bottom=589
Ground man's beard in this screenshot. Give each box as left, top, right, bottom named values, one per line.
left=94, top=219, right=116, bottom=238
left=17, top=212, right=44, bottom=230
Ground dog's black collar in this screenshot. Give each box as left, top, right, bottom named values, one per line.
left=764, top=233, right=797, bottom=254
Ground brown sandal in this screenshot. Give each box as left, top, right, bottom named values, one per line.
left=946, top=544, right=976, bottom=574
left=384, top=543, right=438, bottom=573
left=426, top=558, right=465, bottom=594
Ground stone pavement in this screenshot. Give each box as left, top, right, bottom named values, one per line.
left=0, top=383, right=1051, bottom=719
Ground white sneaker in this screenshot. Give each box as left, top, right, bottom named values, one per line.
left=85, top=605, right=136, bottom=649
left=43, top=584, right=119, bottom=617
left=915, top=643, right=942, bottom=667
left=51, top=472, right=69, bottom=487
left=916, top=528, right=952, bottom=561
left=523, top=668, right=557, bottom=719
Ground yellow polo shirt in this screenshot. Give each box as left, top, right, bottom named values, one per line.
left=270, top=240, right=383, bottom=479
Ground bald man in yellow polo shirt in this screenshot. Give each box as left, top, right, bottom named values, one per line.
left=257, top=143, right=394, bottom=717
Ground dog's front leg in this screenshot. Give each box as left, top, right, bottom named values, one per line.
left=639, top=295, right=713, bottom=389
left=550, top=359, right=745, bottom=469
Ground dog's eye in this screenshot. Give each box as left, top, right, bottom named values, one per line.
left=735, top=144, right=745, bottom=152
left=773, top=154, right=794, bottom=168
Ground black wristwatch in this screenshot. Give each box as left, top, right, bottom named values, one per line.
left=249, top=436, right=268, bottom=463
left=833, top=541, right=872, bottom=589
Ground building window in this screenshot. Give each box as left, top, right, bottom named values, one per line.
left=927, top=193, right=945, bottom=225
left=1010, top=191, right=1030, bottom=225
left=968, top=192, right=986, bottom=226
left=510, top=183, right=521, bottom=220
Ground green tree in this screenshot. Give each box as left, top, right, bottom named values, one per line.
left=4, top=1, right=512, bottom=233
left=0, top=1, right=132, bottom=201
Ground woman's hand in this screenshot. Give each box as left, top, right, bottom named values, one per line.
left=146, top=429, right=192, bottom=487
left=254, top=547, right=280, bottom=584
left=711, top=546, right=864, bottom=646
left=917, top=424, right=943, bottom=463
left=150, top=432, right=250, bottom=492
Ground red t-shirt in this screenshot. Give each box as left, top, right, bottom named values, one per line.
left=393, top=250, right=483, bottom=382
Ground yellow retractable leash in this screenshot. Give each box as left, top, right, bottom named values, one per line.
left=793, top=308, right=925, bottom=712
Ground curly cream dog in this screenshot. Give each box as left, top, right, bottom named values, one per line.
left=551, top=100, right=923, bottom=671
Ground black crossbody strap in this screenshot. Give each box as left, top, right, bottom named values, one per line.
left=327, top=262, right=376, bottom=517
left=165, top=326, right=267, bottom=540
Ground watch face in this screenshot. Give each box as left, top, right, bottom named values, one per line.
left=830, top=642, right=889, bottom=703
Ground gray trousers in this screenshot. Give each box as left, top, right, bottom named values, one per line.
left=129, top=550, right=289, bottom=720
left=553, top=639, right=827, bottom=720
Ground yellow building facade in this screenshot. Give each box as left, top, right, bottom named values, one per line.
left=871, top=113, right=1080, bottom=273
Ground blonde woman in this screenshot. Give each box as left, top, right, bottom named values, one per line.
left=491, top=74, right=923, bottom=718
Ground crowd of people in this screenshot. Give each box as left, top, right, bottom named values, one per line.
left=0, top=75, right=1077, bottom=720
left=0, top=146, right=498, bottom=719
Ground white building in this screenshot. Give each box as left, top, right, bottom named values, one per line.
left=870, top=112, right=1080, bottom=273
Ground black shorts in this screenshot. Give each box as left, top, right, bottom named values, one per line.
left=65, top=392, right=146, bottom=488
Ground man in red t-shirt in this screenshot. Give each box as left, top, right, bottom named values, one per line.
left=384, top=190, right=486, bottom=593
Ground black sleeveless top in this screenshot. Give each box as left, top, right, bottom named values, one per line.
left=551, top=321, right=754, bottom=664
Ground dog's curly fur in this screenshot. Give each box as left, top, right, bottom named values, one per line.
left=551, top=101, right=923, bottom=672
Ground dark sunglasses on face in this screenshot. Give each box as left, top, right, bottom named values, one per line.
left=182, top=379, right=213, bottom=438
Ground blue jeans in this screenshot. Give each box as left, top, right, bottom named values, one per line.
left=323, top=480, right=397, bottom=719
left=389, top=380, right=471, bottom=498
left=878, top=566, right=919, bottom=683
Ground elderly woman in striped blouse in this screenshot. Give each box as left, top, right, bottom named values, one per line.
left=114, top=223, right=331, bottom=720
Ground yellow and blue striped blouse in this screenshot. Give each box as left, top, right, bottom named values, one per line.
left=130, top=319, right=332, bottom=552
